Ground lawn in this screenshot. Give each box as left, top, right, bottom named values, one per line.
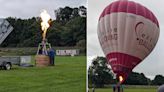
left=89, top=87, right=157, bottom=92
left=0, top=56, right=86, bottom=92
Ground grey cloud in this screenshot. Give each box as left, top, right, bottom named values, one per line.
left=0, top=0, right=86, bottom=19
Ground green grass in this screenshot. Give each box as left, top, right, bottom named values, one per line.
left=0, top=47, right=86, bottom=56
left=0, top=56, right=86, bottom=92
left=90, top=88, right=157, bottom=92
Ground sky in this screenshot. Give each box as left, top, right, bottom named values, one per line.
left=0, top=0, right=86, bottom=19
left=87, top=0, right=164, bottom=79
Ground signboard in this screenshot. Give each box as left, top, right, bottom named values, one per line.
left=56, top=49, right=80, bottom=56
left=20, top=56, right=31, bottom=64
left=0, top=19, right=13, bottom=44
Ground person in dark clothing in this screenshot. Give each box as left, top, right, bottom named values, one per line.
left=92, top=87, right=95, bottom=92
left=116, top=83, right=123, bottom=92
left=113, top=84, right=116, bottom=92
left=121, top=85, right=124, bottom=92
left=48, top=48, right=55, bottom=66
left=38, top=46, right=43, bottom=54
left=117, top=84, right=120, bottom=92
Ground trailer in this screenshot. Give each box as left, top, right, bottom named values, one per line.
left=0, top=19, right=33, bottom=69
left=0, top=56, right=20, bottom=70
left=0, top=19, right=18, bottom=70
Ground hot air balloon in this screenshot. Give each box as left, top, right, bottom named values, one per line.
left=97, top=0, right=159, bottom=83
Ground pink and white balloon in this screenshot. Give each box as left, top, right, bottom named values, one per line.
left=97, top=0, right=159, bottom=83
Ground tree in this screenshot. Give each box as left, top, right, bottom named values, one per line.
left=152, top=75, right=164, bottom=85
left=55, top=6, right=73, bottom=23
left=63, top=16, right=86, bottom=46
left=88, top=57, right=114, bottom=88
left=76, top=39, right=86, bottom=53
left=87, top=56, right=164, bottom=87
left=79, top=6, right=86, bottom=17
left=1, top=6, right=86, bottom=49
left=54, top=6, right=86, bottom=23
left=72, top=8, right=80, bottom=18
left=124, top=72, right=150, bottom=85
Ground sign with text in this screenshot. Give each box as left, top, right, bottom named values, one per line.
left=0, top=19, right=13, bottom=44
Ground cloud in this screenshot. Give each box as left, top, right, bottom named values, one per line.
left=0, top=0, right=86, bottom=19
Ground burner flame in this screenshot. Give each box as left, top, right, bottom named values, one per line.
left=40, top=9, right=51, bottom=41
left=119, top=76, right=124, bottom=83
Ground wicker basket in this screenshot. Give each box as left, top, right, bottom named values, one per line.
left=35, top=55, right=50, bottom=67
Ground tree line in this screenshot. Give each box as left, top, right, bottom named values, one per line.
left=88, top=56, right=164, bottom=87
left=0, top=6, right=86, bottom=52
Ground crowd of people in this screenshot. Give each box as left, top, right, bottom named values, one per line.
left=112, top=83, right=124, bottom=92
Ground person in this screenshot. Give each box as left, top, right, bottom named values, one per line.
left=48, top=48, right=55, bottom=66
left=92, top=87, right=95, bottom=92
left=38, top=46, right=43, bottom=54
left=113, top=80, right=124, bottom=92
left=112, top=84, right=116, bottom=92
left=120, top=85, right=124, bottom=92
left=117, top=83, right=120, bottom=92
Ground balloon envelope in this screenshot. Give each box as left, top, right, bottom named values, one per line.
left=158, top=85, right=164, bottom=92
left=97, top=0, right=159, bottom=83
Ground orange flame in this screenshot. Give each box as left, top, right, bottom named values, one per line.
left=119, top=76, right=124, bottom=83
left=40, top=10, right=51, bottom=41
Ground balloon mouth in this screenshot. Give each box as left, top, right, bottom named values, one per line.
left=116, top=72, right=129, bottom=84
left=116, top=74, right=125, bottom=84
left=119, top=75, right=124, bottom=83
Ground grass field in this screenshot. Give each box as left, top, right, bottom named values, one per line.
left=0, top=56, right=86, bottom=92
left=89, top=85, right=158, bottom=92
left=89, top=87, right=157, bottom=92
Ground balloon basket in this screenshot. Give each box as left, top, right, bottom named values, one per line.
left=35, top=55, right=50, bottom=67
left=35, top=40, right=52, bottom=67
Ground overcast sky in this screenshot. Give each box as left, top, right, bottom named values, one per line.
left=0, top=0, right=86, bottom=19
left=87, top=0, right=164, bottom=79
